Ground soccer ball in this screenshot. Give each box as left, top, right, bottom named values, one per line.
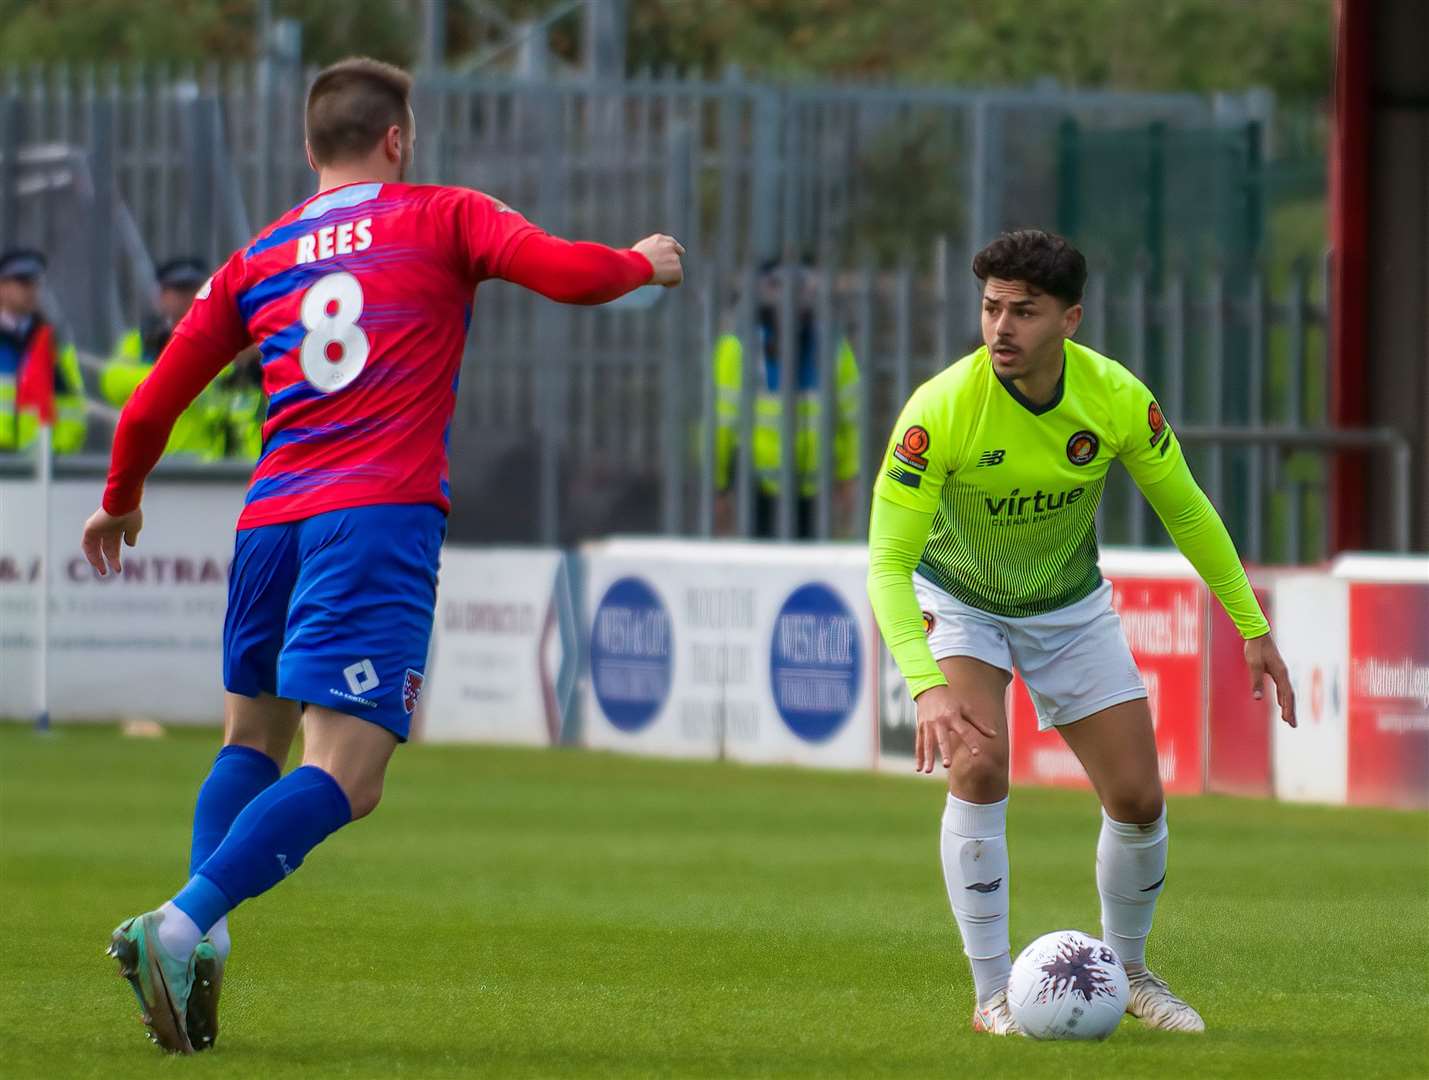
left=1007, top=930, right=1129, bottom=1040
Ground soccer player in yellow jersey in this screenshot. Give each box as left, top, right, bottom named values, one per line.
left=867, top=230, right=1297, bottom=1036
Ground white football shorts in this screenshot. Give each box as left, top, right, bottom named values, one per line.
left=912, top=575, right=1147, bottom=730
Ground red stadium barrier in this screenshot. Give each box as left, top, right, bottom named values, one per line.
left=1205, top=585, right=1275, bottom=798
left=1345, top=581, right=1429, bottom=810
left=1008, top=569, right=1207, bottom=796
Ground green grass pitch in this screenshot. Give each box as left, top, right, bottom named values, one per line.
left=2, top=724, right=1426, bottom=1079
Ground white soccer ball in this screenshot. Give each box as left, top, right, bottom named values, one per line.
left=1007, top=930, right=1130, bottom=1040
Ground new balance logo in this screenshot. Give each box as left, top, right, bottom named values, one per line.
left=965, top=878, right=1003, bottom=893
left=343, top=659, right=379, bottom=695
left=976, top=449, right=1005, bottom=467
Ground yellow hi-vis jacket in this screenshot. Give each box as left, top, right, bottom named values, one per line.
left=712, top=330, right=860, bottom=497
left=101, top=326, right=262, bottom=462
left=0, top=316, right=87, bottom=452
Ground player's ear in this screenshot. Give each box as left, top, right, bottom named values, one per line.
left=305, top=141, right=318, bottom=174
left=1062, top=302, right=1083, bottom=338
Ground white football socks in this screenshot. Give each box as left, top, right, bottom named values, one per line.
left=156, top=901, right=204, bottom=960
left=1097, top=806, right=1168, bottom=971
left=207, top=915, right=232, bottom=961
left=940, top=794, right=1012, bottom=1003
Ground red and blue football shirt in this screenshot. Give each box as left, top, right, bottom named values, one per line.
left=174, top=182, right=542, bottom=529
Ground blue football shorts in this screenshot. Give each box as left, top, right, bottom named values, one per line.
left=222, top=503, right=446, bottom=741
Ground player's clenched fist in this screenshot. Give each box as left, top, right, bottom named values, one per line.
left=912, top=684, right=998, bottom=774
left=633, top=233, right=685, bottom=287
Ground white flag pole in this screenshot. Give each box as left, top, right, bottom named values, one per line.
left=35, top=422, right=51, bottom=733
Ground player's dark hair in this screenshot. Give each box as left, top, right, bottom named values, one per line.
left=305, top=57, right=413, bottom=166
left=972, top=230, right=1087, bottom=306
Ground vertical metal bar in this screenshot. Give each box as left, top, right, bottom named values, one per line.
left=536, top=88, right=566, bottom=546
left=1286, top=264, right=1305, bottom=561
left=1127, top=269, right=1148, bottom=377
left=660, top=120, right=693, bottom=536
left=1165, top=274, right=1185, bottom=434
left=255, top=49, right=272, bottom=223
left=1287, top=476, right=1303, bottom=563
left=1084, top=270, right=1107, bottom=354
left=186, top=96, right=215, bottom=265
left=698, top=272, right=717, bottom=537
left=780, top=94, right=800, bottom=261
left=1286, top=265, right=1306, bottom=426
left=749, top=90, right=779, bottom=265
left=933, top=235, right=949, bottom=368
left=854, top=264, right=874, bottom=539
left=1390, top=441, right=1411, bottom=552
left=1127, top=267, right=1148, bottom=546
left=893, top=264, right=912, bottom=416
left=776, top=264, right=798, bottom=540
left=967, top=99, right=991, bottom=273
left=88, top=89, right=115, bottom=352
left=1205, top=269, right=1224, bottom=506
left=716, top=85, right=739, bottom=273
left=1246, top=272, right=1265, bottom=561
left=156, top=65, right=172, bottom=260
left=0, top=94, right=22, bottom=251
left=734, top=265, right=757, bottom=538
left=814, top=265, right=835, bottom=539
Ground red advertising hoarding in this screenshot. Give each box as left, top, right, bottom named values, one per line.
left=1009, top=577, right=1205, bottom=795
left=1206, top=586, right=1275, bottom=797
left=1345, top=582, right=1429, bottom=809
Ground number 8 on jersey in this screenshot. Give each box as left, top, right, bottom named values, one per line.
left=299, top=271, right=369, bottom=393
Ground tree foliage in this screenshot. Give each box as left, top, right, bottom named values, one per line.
left=0, top=0, right=1332, bottom=104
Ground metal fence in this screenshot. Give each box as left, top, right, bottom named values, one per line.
left=1, top=63, right=1257, bottom=346
left=1, top=63, right=1379, bottom=562
left=449, top=249, right=1367, bottom=564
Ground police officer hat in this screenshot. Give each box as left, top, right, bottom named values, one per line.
left=0, top=248, right=47, bottom=281
left=155, top=256, right=207, bottom=290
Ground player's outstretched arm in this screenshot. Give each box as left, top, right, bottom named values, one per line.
left=81, top=332, right=235, bottom=576
left=1133, top=457, right=1297, bottom=727
left=501, top=232, right=683, bottom=305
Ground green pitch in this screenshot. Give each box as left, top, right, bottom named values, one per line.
left=2, top=724, right=1425, bottom=1079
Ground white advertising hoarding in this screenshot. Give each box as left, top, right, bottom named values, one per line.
left=1272, top=573, right=1349, bottom=804
left=582, top=540, right=878, bottom=769
left=0, top=479, right=244, bottom=723
left=422, top=548, right=574, bottom=745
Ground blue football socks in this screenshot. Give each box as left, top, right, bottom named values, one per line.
left=189, top=744, right=282, bottom=875
left=172, top=765, right=353, bottom=937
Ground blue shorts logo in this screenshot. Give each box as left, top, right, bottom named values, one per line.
left=770, top=583, right=861, bottom=743
left=591, top=576, right=672, bottom=733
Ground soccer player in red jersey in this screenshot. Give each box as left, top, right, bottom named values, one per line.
left=80, top=57, right=683, bottom=1054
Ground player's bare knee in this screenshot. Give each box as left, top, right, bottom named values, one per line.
left=949, top=743, right=1008, bottom=800
left=343, top=776, right=385, bottom=820
left=1103, top=787, right=1164, bottom=825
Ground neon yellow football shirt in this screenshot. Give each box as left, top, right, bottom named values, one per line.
left=869, top=340, right=1269, bottom=697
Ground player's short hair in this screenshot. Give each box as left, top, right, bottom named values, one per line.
left=305, top=57, right=414, bottom=166
left=973, top=230, right=1087, bottom=306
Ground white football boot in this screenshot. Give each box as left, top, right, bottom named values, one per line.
left=971, top=988, right=1024, bottom=1036
left=1125, top=968, right=1206, bottom=1032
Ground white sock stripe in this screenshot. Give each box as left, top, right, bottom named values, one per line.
left=1100, top=805, right=1168, bottom=841
left=943, top=793, right=1009, bottom=837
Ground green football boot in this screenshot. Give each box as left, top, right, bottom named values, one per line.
left=186, top=939, right=225, bottom=1052
left=106, top=912, right=196, bottom=1054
